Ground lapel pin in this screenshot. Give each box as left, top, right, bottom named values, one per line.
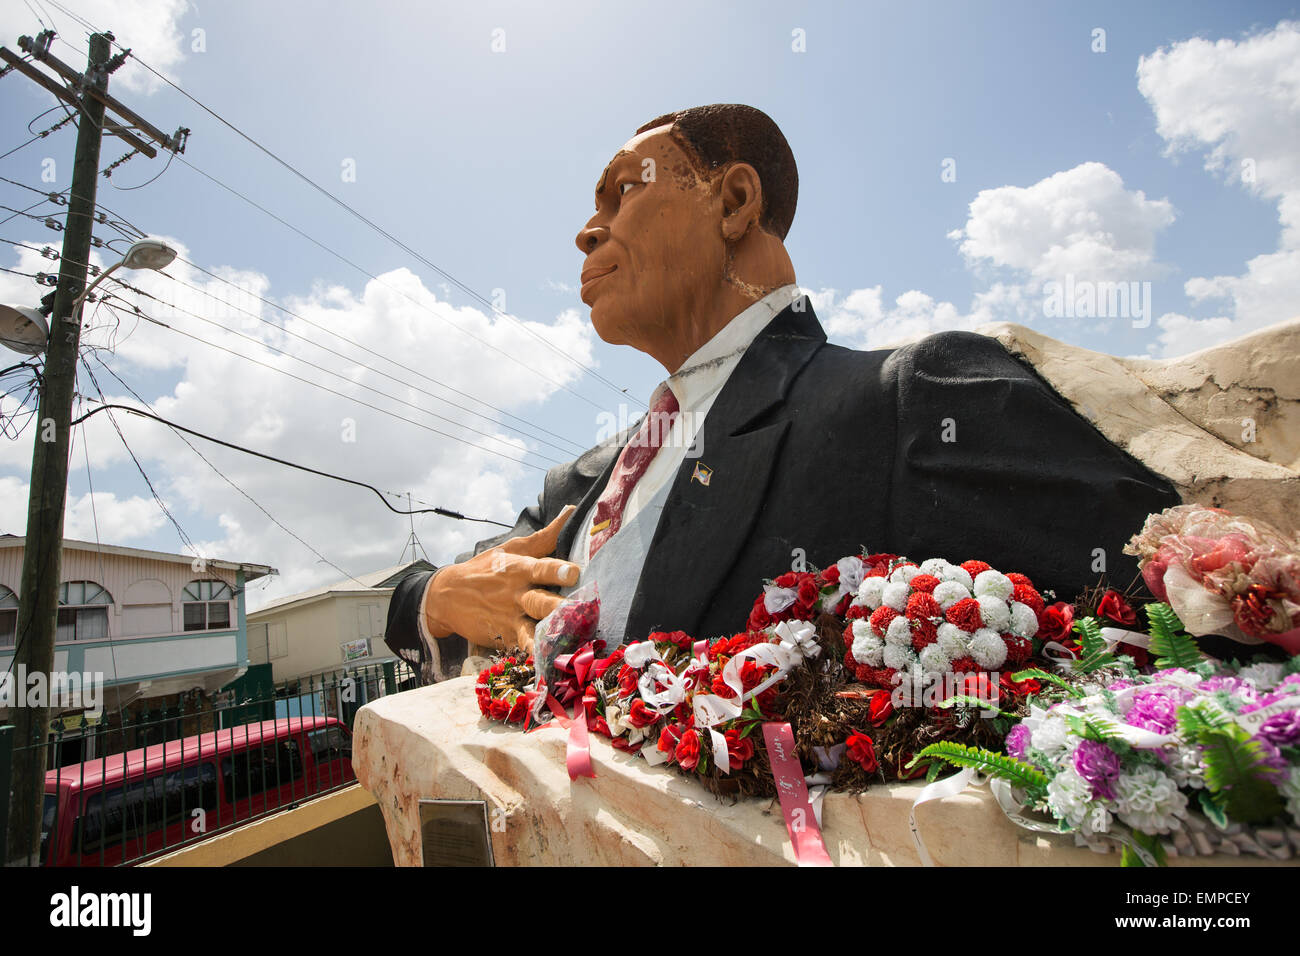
left=691, top=462, right=713, bottom=486
left=590, top=518, right=611, bottom=535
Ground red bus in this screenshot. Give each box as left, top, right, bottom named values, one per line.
left=40, top=716, right=354, bottom=866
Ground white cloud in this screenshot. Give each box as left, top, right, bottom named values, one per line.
left=1, top=240, right=597, bottom=609
left=1138, top=20, right=1300, bottom=356
left=816, top=160, right=1176, bottom=350
left=0, top=0, right=189, bottom=96
left=954, top=162, right=1175, bottom=282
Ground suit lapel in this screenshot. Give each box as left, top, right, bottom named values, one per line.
left=626, top=299, right=827, bottom=638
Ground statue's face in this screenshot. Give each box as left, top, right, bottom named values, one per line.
left=575, top=125, right=723, bottom=351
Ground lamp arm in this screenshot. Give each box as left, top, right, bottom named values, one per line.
left=65, top=259, right=125, bottom=325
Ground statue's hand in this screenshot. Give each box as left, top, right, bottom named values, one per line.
left=422, top=505, right=580, bottom=654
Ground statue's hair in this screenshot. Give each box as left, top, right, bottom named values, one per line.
left=637, top=104, right=798, bottom=241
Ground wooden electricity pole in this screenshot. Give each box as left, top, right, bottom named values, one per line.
left=1, top=29, right=184, bottom=866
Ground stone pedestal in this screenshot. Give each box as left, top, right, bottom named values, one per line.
left=353, top=678, right=1284, bottom=866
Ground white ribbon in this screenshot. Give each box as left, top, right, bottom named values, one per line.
left=1099, top=626, right=1151, bottom=651
left=773, top=619, right=822, bottom=659
left=1235, top=692, right=1300, bottom=735
left=637, top=660, right=690, bottom=714
left=909, top=766, right=977, bottom=866
left=1041, top=640, right=1079, bottom=667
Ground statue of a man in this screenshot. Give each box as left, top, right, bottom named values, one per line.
left=385, top=104, right=1180, bottom=683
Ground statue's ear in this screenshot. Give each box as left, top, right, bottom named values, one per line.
left=719, top=162, right=764, bottom=241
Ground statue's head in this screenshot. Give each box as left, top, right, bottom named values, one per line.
left=575, top=104, right=799, bottom=372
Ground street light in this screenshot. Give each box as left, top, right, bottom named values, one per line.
left=64, top=238, right=177, bottom=326
left=0, top=304, right=50, bottom=355
left=1, top=239, right=179, bottom=356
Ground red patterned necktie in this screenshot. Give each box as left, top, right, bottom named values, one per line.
left=588, top=386, right=680, bottom=559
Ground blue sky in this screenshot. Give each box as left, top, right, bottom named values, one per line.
left=1, top=1, right=1297, bottom=609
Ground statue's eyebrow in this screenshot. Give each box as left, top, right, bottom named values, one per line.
left=595, top=150, right=638, bottom=207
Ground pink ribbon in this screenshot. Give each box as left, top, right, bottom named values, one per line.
left=526, top=641, right=603, bottom=780
left=762, top=722, right=832, bottom=867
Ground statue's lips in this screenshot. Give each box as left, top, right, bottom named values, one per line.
left=579, top=265, right=617, bottom=302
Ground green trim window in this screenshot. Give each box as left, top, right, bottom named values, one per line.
left=183, top=579, right=233, bottom=632
left=0, top=584, right=17, bottom=647
left=57, top=581, right=112, bottom=643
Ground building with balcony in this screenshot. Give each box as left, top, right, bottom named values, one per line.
left=0, top=534, right=275, bottom=755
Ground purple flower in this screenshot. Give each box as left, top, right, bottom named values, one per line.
left=1073, top=739, right=1122, bottom=800
left=1107, top=679, right=1134, bottom=692
left=1126, top=688, right=1181, bottom=735
left=1196, top=676, right=1257, bottom=703
left=1257, top=710, right=1300, bottom=747
left=1005, top=724, right=1032, bottom=761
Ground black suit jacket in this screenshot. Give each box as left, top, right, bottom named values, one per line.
left=386, top=299, right=1180, bottom=682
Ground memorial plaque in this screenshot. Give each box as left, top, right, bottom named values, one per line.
left=418, top=799, right=495, bottom=867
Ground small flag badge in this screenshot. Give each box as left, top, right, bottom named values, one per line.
left=691, top=462, right=713, bottom=486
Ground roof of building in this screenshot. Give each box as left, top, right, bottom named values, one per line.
left=246, top=559, right=436, bottom=617
left=0, top=534, right=276, bottom=580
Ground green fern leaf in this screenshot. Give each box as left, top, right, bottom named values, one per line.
left=1198, top=729, right=1285, bottom=823
left=1075, top=617, right=1117, bottom=674
left=1120, top=830, right=1168, bottom=867
left=914, top=741, right=1049, bottom=791
left=1064, top=712, right=1123, bottom=742
left=1009, top=668, right=1085, bottom=698
left=1146, top=603, right=1202, bottom=670
left=1176, top=700, right=1232, bottom=740
left=934, top=694, right=1013, bottom=718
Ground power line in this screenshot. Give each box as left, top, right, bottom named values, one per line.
left=96, top=298, right=548, bottom=473
left=84, top=354, right=382, bottom=589
left=69, top=395, right=515, bottom=529
left=172, top=152, right=614, bottom=412
left=154, top=265, right=586, bottom=457
left=173, top=254, right=588, bottom=453
left=96, top=283, right=564, bottom=466
left=77, top=359, right=203, bottom=559
left=43, top=7, right=638, bottom=409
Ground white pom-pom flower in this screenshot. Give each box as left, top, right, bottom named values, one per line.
left=937, top=622, right=972, bottom=658
left=889, top=564, right=920, bottom=585
left=938, top=564, right=974, bottom=589
left=973, top=569, right=1013, bottom=601
left=969, top=627, right=1008, bottom=669
left=919, top=558, right=950, bottom=577
left=851, top=620, right=885, bottom=666
left=976, top=594, right=1011, bottom=632
left=918, top=643, right=950, bottom=675
left=857, top=576, right=887, bottom=609
left=1008, top=601, right=1039, bottom=638
left=881, top=580, right=911, bottom=611
left=882, top=643, right=917, bottom=672
left=932, top=580, right=970, bottom=610
left=885, top=615, right=913, bottom=647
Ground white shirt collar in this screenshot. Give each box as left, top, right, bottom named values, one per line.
left=657, top=283, right=801, bottom=412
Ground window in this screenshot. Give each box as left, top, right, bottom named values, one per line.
left=0, top=584, right=17, bottom=647
left=307, top=726, right=352, bottom=791
left=182, top=579, right=234, bottom=631
left=56, top=581, right=112, bottom=643
left=77, top=763, right=220, bottom=854
left=221, top=739, right=304, bottom=804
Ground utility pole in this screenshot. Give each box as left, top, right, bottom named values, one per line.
left=2, top=29, right=184, bottom=865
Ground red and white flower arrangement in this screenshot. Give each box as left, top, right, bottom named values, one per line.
left=843, top=556, right=1043, bottom=699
